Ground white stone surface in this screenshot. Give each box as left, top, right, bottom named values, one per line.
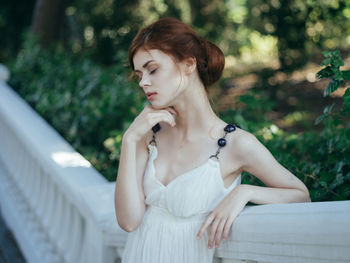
left=0, top=64, right=10, bottom=82
left=0, top=82, right=114, bottom=263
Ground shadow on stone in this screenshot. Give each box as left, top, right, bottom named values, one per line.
left=0, top=210, right=26, bottom=263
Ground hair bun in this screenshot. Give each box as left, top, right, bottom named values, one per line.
left=198, top=39, right=225, bottom=86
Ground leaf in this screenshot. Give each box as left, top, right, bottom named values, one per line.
left=338, top=184, right=350, bottom=199
left=324, top=79, right=342, bottom=97
left=316, top=66, right=333, bottom=79
left=334, top=71, right=344, bottom=81
left=319, top=181, right=328, bottom=188
left=315, top=104, right=335, bottom=125
left=315, top=114, right=326, bottom=125
left=343, top=70, right=350, bottom=81
left=344, top=88, right=350, bottom=101
left=320, top=50, right=344, bottom=68
left=323, top=103, right=335, bottom=115
left=320, top=58, right=331, bottom=66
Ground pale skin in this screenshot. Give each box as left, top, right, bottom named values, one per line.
left=114, top=48, right=311, bottom=251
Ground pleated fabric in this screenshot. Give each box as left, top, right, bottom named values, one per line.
left=122, top=144, right=241, bottom=263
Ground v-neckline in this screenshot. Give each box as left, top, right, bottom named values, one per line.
left=148, top=144, right=238, bottom=190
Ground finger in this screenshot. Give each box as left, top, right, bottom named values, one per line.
left=160, top=109, right=177, bottom=121
left=197, top=213, right=215, bottom=240
left=214, top=218, right=227, bottom=248
left=154, top=110, right=176, bottom=126
left=208, top=217, right=221, bottom=249
left=222, top=215, right=235, bottom=241
left=167, top=107, right=177, bottom=116
left=148, top=113, right=175, bottom=127
left=151, top=115, right=175, bottom=128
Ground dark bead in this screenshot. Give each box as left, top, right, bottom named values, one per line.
left=224, top=124, right=236, bottom=133
left=218, top=138, right=226, bottom=147
left=235, top=124, right=241, bottom=129
left=152, top=123, right=161, bottom=133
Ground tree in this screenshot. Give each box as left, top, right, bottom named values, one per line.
left=30, top=0, right=67, bottom=47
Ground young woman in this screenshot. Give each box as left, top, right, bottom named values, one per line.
left=115, top=17, right=310, bottom=263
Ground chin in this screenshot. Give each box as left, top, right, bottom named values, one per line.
left=150, top=100, right=171, bottom=109
left=149, top=102, right=164, bottom=109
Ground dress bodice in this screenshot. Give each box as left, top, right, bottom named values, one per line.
left=143, top=144, right=241, bottom=218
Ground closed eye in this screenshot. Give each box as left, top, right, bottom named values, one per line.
left=150, top=68, right=157, bottom=74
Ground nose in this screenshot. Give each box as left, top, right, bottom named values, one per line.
left=139, top=75, right=151, bottom=88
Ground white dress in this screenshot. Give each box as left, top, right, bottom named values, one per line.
left=121, top=141, right=241, bottom=263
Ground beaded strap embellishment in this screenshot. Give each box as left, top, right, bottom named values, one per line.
left=149, top=123, right=241, bottom=160
left=209, top=124, right=240, bottom=160
left=149, top=123, right=161, bottom=146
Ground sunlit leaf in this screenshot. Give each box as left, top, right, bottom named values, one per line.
left=316, top=66, right=333, bottom=79
left=324, top=79, right=341, bottom=97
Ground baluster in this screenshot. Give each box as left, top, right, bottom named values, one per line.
left=66, top=208, right=84, bottom=263
left=18, top=147, right=30, bottom=195
left=27, top=156, right=39, bottom=211
left=56, top=197, right=72, bottom=258
left=43, top=179, right=56, bottom=239
left=9, top=133, right=18, bottom=175
left=2, top=127, right=12, bottom=172
left=12, top=141, right=21, bottom=184
left=24, top=153, right=36, bottom=206
left=37, top=168, right=49, bottom=220
left=32, top=164, right=43, bottom=219
left=49, top=188, right=64, bottom=247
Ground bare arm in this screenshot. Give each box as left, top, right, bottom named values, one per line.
left=236, top=130, right=311, bottom=204
left=114, top=133, right=148, bottom=232
left=114, top=105, right=177, bottom=232
left=197, top=129, right=310, bottom=248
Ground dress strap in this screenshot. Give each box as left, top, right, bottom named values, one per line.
left=209, top=124, right=241, bottom=160
left=149, top=123, right=161, bottom=146
left=148, top=123, right=241, bottom=160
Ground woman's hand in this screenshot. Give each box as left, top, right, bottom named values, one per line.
left=196, top=185, right=250, bottom=249
left=124, top=105, right=177, bottom=142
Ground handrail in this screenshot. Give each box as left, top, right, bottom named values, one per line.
left=0, top=65, right=123, bottom=263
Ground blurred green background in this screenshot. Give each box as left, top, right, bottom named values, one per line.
left=1, top=0, right=349, bottom=201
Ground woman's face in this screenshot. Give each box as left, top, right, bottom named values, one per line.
left=133, top=48, right=187, bottom=109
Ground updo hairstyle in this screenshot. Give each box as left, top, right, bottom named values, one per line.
left=128, top=17, right=225, bottom=87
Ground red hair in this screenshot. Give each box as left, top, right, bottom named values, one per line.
left=128, top=17, right=225, bottom=87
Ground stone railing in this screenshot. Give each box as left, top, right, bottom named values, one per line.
left=0, top=65, right=126, bottom=263
left=84, top=185, right=350, bottom=263
left=0, top=64, right=349, bottom=263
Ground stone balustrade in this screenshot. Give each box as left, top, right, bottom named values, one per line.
left=0, top=64, right=349, bottom=263
left=0, top=66, right=124, bottom=263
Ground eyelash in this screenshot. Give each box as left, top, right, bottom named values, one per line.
left=136, top=68, right=157, bottom=81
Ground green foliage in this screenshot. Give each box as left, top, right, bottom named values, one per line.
left=220, top=89, right=275, bottom=133
left=8, top=34, right=144, bottom=181
left=315, top=50, right=350, bottom=122
left=245, top=0, right=350, bottom=71
left=220, top=50, right=350, bottom=201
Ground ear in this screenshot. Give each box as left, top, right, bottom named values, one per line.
left=183, top=56, right=197, bottom=75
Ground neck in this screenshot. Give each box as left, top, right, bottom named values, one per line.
left=169, top=80, right=219, bottom=142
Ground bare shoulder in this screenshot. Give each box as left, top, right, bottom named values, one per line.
left=226, top=127, right=272, bottom=168
left=229, top=128, right=261, bottom=155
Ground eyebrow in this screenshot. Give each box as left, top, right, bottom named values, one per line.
left=134, top=60, right=155, bottom=72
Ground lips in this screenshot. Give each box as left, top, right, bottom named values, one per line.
left=146, top=92, right=157, bottom=100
